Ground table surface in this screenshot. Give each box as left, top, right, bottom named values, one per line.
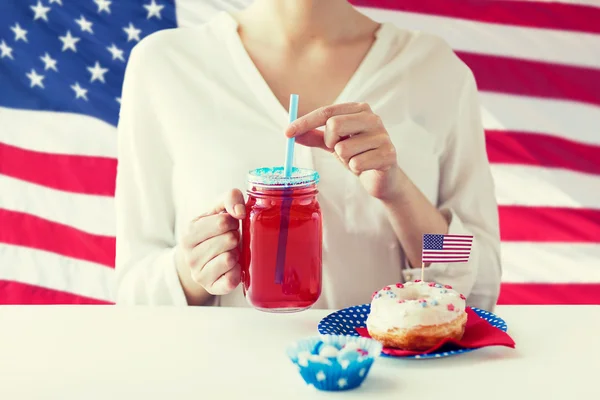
left=0, top=305, right=598, bottom=400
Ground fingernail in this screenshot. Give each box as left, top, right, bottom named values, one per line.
left=234, top=204, right=245, bottom=218
left=286, top=125, right=296, bottom=137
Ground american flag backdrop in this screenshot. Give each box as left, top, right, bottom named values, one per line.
left=1, top=0, right=599, bottom=305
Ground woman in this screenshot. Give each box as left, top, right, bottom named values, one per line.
left=114, top=0, right=501, bottom=311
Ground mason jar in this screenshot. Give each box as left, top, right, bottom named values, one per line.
left=241, top=166, right=322, bottom=312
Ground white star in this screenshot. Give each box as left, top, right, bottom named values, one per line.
left=87, top=61, right=109, bottom=83
left=71, top=82, right=88, bottom=101
left=11, top=23, right=28, bottom=42
left=75, top=15, right=93, bottom=34
left=49, top=0, right=62, bottom=4
left=116, top=97, right=121, bottom=104
left=59, top=31, right=80, bottom=52
left=31, top=1, right=51, bottom=22
left=106, top=43, right=125, bottom=61
left=316, top=371, right=326, bottom=382
left=94, top=0, right=112, bottom=14
left=358, top=368, right=366, bottom=377
left=143, top=0, right=164, bottom=19
left=0, top=40, right=14, bottom=59
left=337, top=378, right=348, bottom=389
left=26, top=69, right=45, bottom=88
left=123, top=23, right=141, bottom=42
left=40, top=52, right=58, bottom=71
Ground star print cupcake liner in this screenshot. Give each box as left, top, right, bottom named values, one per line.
left=286, top=334, right=383, bottom=391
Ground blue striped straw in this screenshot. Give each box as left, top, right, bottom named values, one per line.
left=283, top=94, right=299, bottom=177
left=275, top=94, right=299, bottom=285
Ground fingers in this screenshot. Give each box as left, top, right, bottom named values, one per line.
left=200, top=188, right=246, bottom=219
left=188, top=230, right=241, bottom=294
left=293, top=129, right=332, bottom=152
left=192, top=250, right=241, bottom=295
left=222, top=188, right=246, bottom=219
left=286, top=102, right=371, bottom=138
left=190, top=230, right=240, bottom=271
left=180, top=188, right=246, bottom=296
left=290, top=110, right=384, bottom=151
left=333, top=131, right=385, bottom=165
left=192, top=248, right=240, bottom=291
left=183, top=213, right=239, bottom=249
left=183, top=188, right=245, bottom=250
left=210, top=263, right=242, bottom=295
left=323, top=112, right=380, bottom=147
left=346, top=145, right=397, bottom=175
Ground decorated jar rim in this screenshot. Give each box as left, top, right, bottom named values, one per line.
left=247, top=166, right=320, bottom=188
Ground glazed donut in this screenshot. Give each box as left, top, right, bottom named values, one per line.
left=365, top=280, right=467, bottom=351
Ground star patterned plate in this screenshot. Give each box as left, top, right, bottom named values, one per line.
left=317, top=304, right=508, bottom=359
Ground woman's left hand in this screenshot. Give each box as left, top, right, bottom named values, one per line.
left=285, top=102, right=402, bottom=202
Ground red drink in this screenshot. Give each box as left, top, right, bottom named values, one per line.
left=241, top=167, right=322, bottom=312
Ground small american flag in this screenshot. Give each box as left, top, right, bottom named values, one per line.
left=422, top=234, right=474, bottom=264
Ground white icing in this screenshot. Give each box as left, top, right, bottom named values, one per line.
left=366, top=281, right=466, bottom=331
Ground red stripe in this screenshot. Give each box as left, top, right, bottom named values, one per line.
left=0, top=209, right=115, bottom=268
left=457, top=51, right=600, bottom=107
left=444, top=239, right=473, bottom=242
left=423, top=251, right=470, bottom=257
left=350, top=0, right=600, bottom=34
left=498, top=283, right=600, bottom=305
left=0, top=280, right=113, bottom=305
left=0, top=142, right=116, bottom=196
left=486, top=130, right=600, bottom=175
left=499, top=206, right=600, bottom=243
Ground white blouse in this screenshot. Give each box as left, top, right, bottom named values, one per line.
left=114, top=12, right=502, bottom=311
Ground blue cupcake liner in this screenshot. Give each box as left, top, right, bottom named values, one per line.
left=286, top=334, right=383, bottom=391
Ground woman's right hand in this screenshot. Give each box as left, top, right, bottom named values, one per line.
left=176, top=189, right=246, bottom=296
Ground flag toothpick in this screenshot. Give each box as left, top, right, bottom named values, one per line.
left=421, top=233, right=474, bottom=282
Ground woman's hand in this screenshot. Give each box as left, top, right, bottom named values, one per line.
left=285, top=102, right=402, bottom=202
left=176, top=189, right=245, bottom=296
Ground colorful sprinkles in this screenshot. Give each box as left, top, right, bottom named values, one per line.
left=371, top=280, right=466, bottom=311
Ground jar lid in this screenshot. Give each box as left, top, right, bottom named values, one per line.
left=247, top=166, right=320, bottom=188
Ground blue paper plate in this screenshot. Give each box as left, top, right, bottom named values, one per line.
left=317, top=305, right=507, bottom=359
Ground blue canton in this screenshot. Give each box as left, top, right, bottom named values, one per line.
left=0, top=0, right=177, bottom=127
left=423, top=234, right=444, bottom=250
